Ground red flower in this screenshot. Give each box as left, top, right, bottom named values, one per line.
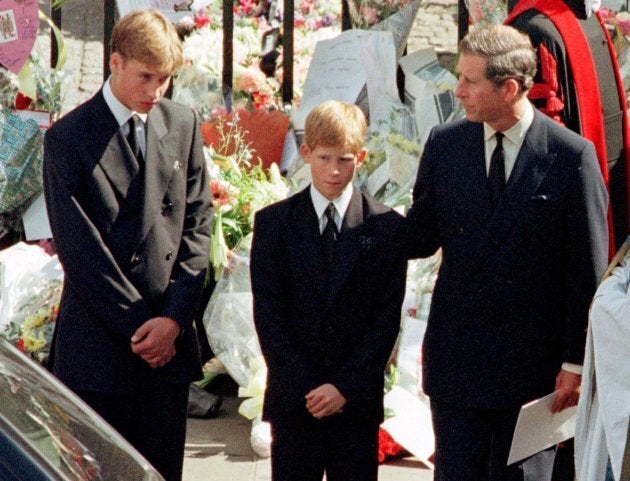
left=251, top=92, right=270, bottom=110
left=15, top=92, right=33, bottom=110
left=194, top=11, right=211, bottom=28
left=16, top=338, right=26, bottom=352
left=377, top=428, right=404, bottom=463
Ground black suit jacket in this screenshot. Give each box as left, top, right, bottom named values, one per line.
left=43, top=91, right=213, bottom=392
left=406, top=109, right=609, bottom=409
left=250, top=187, right=407, bottom=424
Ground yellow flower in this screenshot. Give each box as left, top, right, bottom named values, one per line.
left=22, top=333, right=46, bottom=353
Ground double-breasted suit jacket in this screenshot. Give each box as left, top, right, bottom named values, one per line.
left=43, top=91, right=213, bottom=392
left=250, top=187, right=407, bottom=424
left=406, top=109, right=609, bottom=409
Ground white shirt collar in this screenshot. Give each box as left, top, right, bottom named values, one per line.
left=310, top=183, right=353, bottom=231
left=102, top=77, right=148, bottom=127
left=483, top=101, right=534, bottom=147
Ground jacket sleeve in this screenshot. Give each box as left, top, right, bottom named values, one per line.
left=405, top=126, right=442, bottom=259
left=160, top=114, right=213, bottom=330
left=563, top=140, right=609, bottom=364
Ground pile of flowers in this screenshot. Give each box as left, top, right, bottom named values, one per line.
left=172, top=0, right=341, bottom=113
left=1, top=278, right=62, bottom=364
left=204, top=113, right=291, bottom=279
left=465, top=0, right=507, bottom=25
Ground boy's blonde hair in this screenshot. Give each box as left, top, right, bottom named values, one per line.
left=303, top=101, right=367, bottom=154
left=110, top=9, right=183, bottom=73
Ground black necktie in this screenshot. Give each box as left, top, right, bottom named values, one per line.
left=487, top=132, right=505, bottom=211
left=127, top=114, right=144, bottom=166
left=321, top=202, right=338, bottom=265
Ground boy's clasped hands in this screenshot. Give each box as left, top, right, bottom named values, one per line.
left=305, top=383, right=346, bottom=419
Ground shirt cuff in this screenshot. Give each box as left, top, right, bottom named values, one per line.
left=561, top=362, right=583, bottom=375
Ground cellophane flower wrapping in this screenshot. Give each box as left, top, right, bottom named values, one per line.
left=356, top=103, right=422, bottom=210
left=0, top=242, right=63, bottom=364
left=203, top=237, right=260, bottom=388
left=348, top=0, right=421, bottom=60
left=0, top=110, right=44, bottom=236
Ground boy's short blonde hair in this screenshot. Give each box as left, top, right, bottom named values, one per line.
left=110, top=9, right=183, bottom=73
left=303, top=101, right=367, bottom=154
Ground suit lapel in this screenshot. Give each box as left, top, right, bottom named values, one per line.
left=139, top=104, right=179, bottom=243
left=326, top=189, right=363, bottom=305
left=451, top=122, right=493, bottom=231
left=87, top=92, right=139, bottom=201
left=290, top=189, right=328, bottom=299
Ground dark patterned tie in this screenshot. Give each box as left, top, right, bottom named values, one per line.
left=127, top=114, right=144, bottom=166
left=321, top=202, right=338, bottom=265
left=487, top=131, right=505, bottom=211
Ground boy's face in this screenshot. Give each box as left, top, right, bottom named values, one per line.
left=109, top=52, right=172, bottom=113
left=300, top=143, right=366, bottom=201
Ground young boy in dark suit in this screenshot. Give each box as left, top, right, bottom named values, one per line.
left=250, top=100, right=408, bottom=481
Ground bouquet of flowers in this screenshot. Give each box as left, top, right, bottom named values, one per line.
left=356, top=103, right=422, bottom=209
left=2, top=278, right=62, bottom=364
left=204, top=113, right=291, bottom=279
left=0, top=243, right=64, bottom=365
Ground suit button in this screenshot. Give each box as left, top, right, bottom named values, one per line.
left=166, top=251, right=173, bottom=260
left=162, top=202, right=173, bottom=216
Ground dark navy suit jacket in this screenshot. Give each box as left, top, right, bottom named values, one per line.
left=250, top=187, right=407, bottom=424
left=406, top=109, right=609, bottom=409
left=43, top=91, right=213, bottom=392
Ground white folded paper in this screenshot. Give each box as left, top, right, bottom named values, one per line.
left=508, top=391, right=577, bottom=465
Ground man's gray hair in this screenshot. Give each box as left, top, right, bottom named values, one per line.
left=460, top=24, right=537, bottom=92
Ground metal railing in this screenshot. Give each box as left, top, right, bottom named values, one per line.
left=45, top=0, right=362, bottom=105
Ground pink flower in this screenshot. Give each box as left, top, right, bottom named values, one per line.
left=235, top=66, right=267, bottom=93
left=619, top=18, right=630, bottom=36
left=599, top=8, right=616, bottom=21
left=359, top=6, right=380, bottom=25
left=210, top=179, right=234, bottom=206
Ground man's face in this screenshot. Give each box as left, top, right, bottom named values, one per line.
left=454, top=53, right=508, bottom=127
left=300, top=143, right=366, bottom=201
left=109, top=53, right=172, bottom=113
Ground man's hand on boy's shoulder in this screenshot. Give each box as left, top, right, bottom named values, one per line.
left=305, top=383, right=346, bottom=419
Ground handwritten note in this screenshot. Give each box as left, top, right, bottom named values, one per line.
left=0, top=0, right=38, bottom=74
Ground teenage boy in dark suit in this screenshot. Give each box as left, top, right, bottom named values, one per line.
left=43, top=10, right=212, bottom=481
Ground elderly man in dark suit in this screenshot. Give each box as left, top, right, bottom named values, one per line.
left=406, top=24, right=608, bottom=481
left=43, top=10, right=212, bottom=481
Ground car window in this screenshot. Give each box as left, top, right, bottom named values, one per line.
left=0, top=339, right=163, bottom=481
